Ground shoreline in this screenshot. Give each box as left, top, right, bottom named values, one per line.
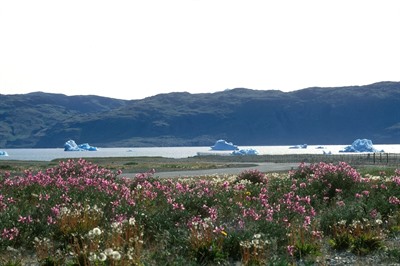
left=1, top=153, right=399, bottom=177
left=1, top=144, right=400, bottom=161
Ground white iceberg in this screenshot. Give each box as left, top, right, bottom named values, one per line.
left=0, top=151, right=9, bottom=156
left=232, top=148, right=259, bottom=155
left=339, top=139, right=384, bottom=153
left=289, top=144, right=307, bottom=149
left=210, top=139, right=239, bottom=151
left=64, top=140, right=98, bottom=151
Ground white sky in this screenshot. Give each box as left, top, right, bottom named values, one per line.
left=0, top=0, right=399, bottom=100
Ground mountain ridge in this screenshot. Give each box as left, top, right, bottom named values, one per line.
left=1, top=81, right=399, bottom=148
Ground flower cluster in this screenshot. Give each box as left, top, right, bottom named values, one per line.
left=0, top=160, right=399, bottom=265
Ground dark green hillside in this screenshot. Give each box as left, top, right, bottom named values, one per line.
left=0, top=92, right=127, bottom=147
left=1, top=82, right=399, bottom=148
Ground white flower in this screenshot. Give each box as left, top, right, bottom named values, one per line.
left=252, top=239, right=260, bottom=246
left=92, top=227, right=102, bottom=236
left=111, top=222, right=122, bottom=232
left=104, top=248, right=114, bottom=256
left=60, top=207, right=69, bottom=215
left=253, top=233, right=261, bottom=239
left=98, top=253, right=107, bottom=261
left=88, top=253, right=97, bottom=261
left=129, top=217, right=136, bottom=226
left=111, top=251, right=121, bottom=260
left=240, top=240, right=251, bottom=248
left=375, top=219, right=383, bottom=225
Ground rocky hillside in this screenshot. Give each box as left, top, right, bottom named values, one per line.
left=1, top=82, right=399, bottom=148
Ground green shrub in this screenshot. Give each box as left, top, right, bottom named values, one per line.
left=237, top=169, right=266, bottom=184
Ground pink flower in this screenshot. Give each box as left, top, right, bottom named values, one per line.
left=287, top=245, right=295, bottom=256
left=7, top=197, right=16, bottom=204
left=389, top=196, right=400, bottom=205
left=18, top=215, right=33, bottom=224
left=213, top=226, right=225, bottom=234
left=47, top=216, right=56, bottom=225
left=172, top=203, right=185, bottom=210
left=303, top=216, right=311, bottom=227
left=336, top=201, right=345, bottom=207
left=203, top=205, right=218, bottom=221
left=370, top=209, right=378, bottom=218
left=222, top=181, right=230, bottom=190
left=362, top=190, right=370, bottom=196
left=312, top=230, right=323, bottom=239
left=1, top=227, right=19, bottom=240
left=39, top=193, right=51, bottom=201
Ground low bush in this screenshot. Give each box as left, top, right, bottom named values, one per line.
left=0, top=160, right=399, bottom=264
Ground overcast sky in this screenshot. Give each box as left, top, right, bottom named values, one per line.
left=0, top=0, right=399, bottom=100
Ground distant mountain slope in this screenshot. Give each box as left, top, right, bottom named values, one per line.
left=0, top=92, right=127, bottom=147
left=1, top=82, right=399, bottom=148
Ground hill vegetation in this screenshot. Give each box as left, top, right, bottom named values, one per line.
left=1, top=82, right=399, bottom=148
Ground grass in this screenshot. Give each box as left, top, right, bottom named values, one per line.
left=1, top=152, right=398, bottom=175
left=0, top=159, right=399, bottom=265
left=0, top=156, right=257, bottom=176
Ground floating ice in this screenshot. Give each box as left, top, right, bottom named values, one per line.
left=0, top=151, right=9, bottom=156
left=340, top=139, right=384, bottom=153
left=64, top=140, right=98, bottom=151
left=289, top=144, right=307, bottom=149
left=232, top=148, right=259, bottom=155
left=210, top=139, right=239, bottom=151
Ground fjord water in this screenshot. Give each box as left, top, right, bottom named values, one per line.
left=1, top=144, right=400, bottom=161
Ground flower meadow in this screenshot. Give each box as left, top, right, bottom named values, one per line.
left=1, top=159, right=400, bottom=265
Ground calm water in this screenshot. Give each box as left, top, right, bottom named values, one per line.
left=1, top=144, right=400, bottom=161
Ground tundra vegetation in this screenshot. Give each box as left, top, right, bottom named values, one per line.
left=0, top=159, right=400, bottom=265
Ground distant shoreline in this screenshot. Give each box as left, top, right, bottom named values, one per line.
left=1, top=144, right=400, bottom=162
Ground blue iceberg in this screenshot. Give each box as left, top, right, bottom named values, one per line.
left=232, top=148, right=259, bottom=155
left=0, top=150, right=9, bottom=156
left=289, top=144, right=307, bottom=149
left=64, top=140, right=98, bottom=151
left=340, top=139, right=384, bottom=153
left=210, top=139, right=239, bottom=151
